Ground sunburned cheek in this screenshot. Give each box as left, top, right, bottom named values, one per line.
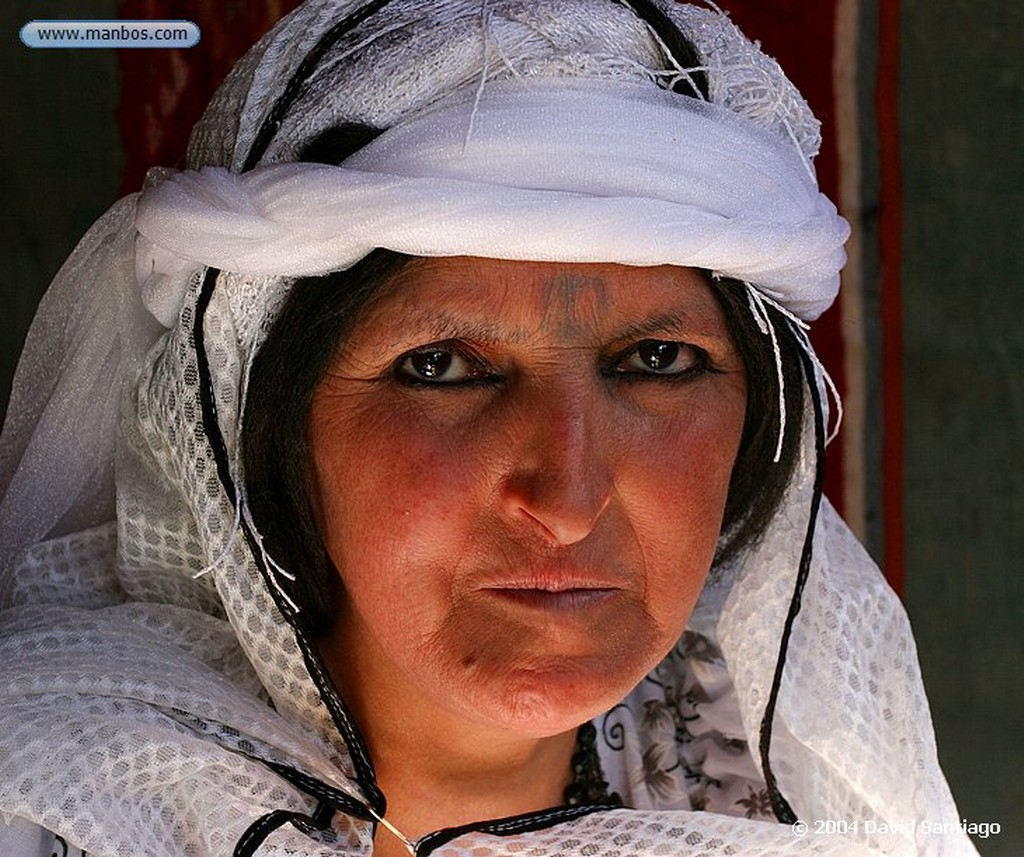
left=338, top=431, right=493, bottom=573
left=620, top=418, right=740, bottom=583
left=631, top=411, right=738, bottom=488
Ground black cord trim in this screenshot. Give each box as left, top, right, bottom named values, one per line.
left=193, top=267, right=239, bottom=508
left=235, top=517, right=385, bottom=811
left=266, top=762, right=375, bottom=822
left=756, top=336, right=828, bottom=824
left=312, top=799, right=336, bottom=827
left=234, top=809, right=333, bottom=857
left=192, top=268, right=386, bottom=821
left=614, top=0, right=709, bottom=98
left=417, top=805, right=610, bottom=856
left=243, top=0, right=398, bottom=170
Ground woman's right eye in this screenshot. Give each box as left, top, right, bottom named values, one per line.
left=394, top=343, right=493, bottom=386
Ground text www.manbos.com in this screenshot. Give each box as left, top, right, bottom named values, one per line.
left=20, top=20, right=200, bottom=49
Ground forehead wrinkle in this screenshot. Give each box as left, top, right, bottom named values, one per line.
left=350, top=257, right=531, bottom=349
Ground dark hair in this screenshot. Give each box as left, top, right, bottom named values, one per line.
left=242, top=248, right=412, bottom=636
left=713, top=278, right=806, bottom=560
left=242, top=256, right=805, bottom=637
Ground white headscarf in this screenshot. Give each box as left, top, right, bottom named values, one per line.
left=0, top=2, right=974, bottom=855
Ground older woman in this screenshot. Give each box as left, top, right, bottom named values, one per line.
left=0, top=1, right=974, bottom=855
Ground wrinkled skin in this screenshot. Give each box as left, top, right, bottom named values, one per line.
left=310, top=257, right=746, bottom=836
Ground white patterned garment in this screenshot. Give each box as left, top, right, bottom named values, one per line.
left=0, top=2, right=975, bottom=856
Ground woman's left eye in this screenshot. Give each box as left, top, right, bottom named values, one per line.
left=613, top=339, right=706, bottom=377
left=395, top=343, right=492, bottom=385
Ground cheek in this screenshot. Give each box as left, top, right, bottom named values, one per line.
left=616, top=393, right=745, bottom=611
left=309, top=393, right=493, bottom=592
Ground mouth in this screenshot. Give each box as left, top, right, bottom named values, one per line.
left=488, top=587, right=619, bottom=611
left=479, top=569, right=625, bottom=612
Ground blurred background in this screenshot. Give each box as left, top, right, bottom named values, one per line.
left=2, top=1, right=1021, bottom=851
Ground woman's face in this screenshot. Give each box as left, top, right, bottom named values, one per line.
left=309, top=257, right=746, bottom=739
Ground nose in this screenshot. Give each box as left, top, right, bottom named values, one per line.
left=499, top=383, right=614, bottom=546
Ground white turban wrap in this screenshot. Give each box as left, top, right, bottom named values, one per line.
left=136, top=80, right=848, bottom=323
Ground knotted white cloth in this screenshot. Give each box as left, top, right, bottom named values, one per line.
left=136, top=80, right=848, bottom=324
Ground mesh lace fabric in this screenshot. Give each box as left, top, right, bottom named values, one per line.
left=0, top=1, right=975, bottom=855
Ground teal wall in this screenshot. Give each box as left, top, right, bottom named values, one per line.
left=900, top=1, right=1024, bottom=853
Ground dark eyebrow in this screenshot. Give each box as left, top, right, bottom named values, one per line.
left=386, top=309, right=732, bottom=350
left=613, top=313, right=706, bottom=342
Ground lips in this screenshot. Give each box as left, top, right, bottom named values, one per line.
left=489, top=587, right=618, bottom=611
left=477, top=568, right=625, bottom=611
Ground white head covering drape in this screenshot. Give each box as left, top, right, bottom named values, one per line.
left=0, top=2, right=975, bottom=855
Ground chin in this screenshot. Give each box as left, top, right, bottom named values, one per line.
left=455, top=651, right=654, bottom=738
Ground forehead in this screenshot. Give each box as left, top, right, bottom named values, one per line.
left=350, top=256, right=727, bottom=342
